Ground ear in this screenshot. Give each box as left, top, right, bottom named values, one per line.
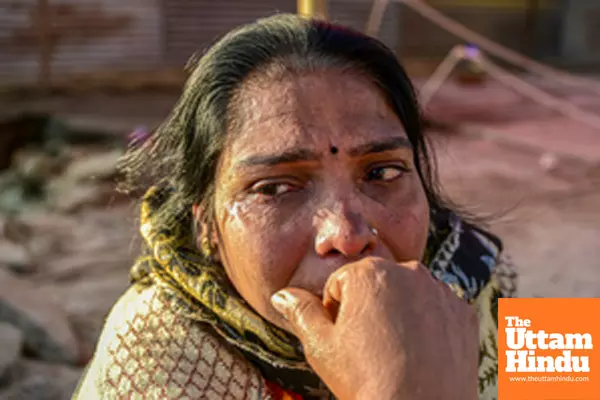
left=192, top=204, right=220, bottom=260
left=192, top=204, right=203, bottom=228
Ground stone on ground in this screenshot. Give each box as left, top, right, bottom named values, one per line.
left=0, top=270, right=80, bottom=364
left=0, top=323, right=23, bottom=385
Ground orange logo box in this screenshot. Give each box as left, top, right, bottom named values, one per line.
left=499, top=298, right=600, bottom=400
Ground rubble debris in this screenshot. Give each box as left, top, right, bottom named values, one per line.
left=61, top=149, right=122, bottom=183
left=1, top=360, right=82, bottom=400
left=0, top=374, right=60, bottom=400
left=0, top=112, right=127, bottom=215
left=0, top=323, right=23, bottom=386
left=0, top=113, right=60, bottom=172
left=0, top=270, right=80, bottom=364
left=0, top=240, right=34, bottom=275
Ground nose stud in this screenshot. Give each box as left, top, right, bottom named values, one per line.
left=371, top=227, right=378, bottom=236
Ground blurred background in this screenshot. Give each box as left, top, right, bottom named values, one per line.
left=0, top=0, right=599, bottom=398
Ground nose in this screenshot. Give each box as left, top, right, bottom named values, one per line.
left=314, top=203, right=377, bottom=259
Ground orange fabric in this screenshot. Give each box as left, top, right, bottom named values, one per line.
left=264, top=380, right=304, bottom=400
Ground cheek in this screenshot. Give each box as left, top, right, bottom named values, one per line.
left=379, top=176, right=430, bottom=261
left=216, top=198, right=312, bottom=304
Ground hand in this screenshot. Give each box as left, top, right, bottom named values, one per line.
left=270, top=257, right=479, bottom=400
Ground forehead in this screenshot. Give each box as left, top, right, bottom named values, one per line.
left=226, top=71, right=407, bottom=159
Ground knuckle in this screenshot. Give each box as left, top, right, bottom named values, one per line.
left=364, top=255, right=388, bottom=267
left=361, top=257, right=390, bottom=282
left=344, top=256, right=385, bottom=278
left=353, top=256, right=385, bottom=272
left=337, top=257, right=392, bottom=295
left=362, top=256, right=389, bottom=269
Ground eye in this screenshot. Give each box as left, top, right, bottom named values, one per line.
left=365, top=165, right=408, bottom=182
left=250, top=181, right=300, bottom=197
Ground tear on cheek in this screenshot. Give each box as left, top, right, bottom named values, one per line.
left=222, top=200, right=252, bottom=230
left=223, top=198, right=279, bottom=234
left=226, top=201, right=243, bottom=221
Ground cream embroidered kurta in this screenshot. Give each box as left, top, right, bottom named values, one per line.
left=73, top=274, right=506, bottom=399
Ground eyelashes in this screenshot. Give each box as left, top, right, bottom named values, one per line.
left=365, top=165, right=410, bottom=183
left=247, top=163, right=411, bottom=201
left=250, top=181, right=301, bottom=197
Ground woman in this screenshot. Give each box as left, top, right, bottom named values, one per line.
left=73, top=14, right=516, bottom=400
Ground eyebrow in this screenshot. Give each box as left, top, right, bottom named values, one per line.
left=347, top=136, right=412, bottom=157
left=239, top=136, right=412, bottom=167
left=239, top=148, right=319, bottom=167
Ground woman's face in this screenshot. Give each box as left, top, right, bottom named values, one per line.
left=209, top=70, right=430, bottom=332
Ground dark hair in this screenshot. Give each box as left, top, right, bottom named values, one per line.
left=118, top=13, right=450, bottom=237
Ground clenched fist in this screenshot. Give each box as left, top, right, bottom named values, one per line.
left=271, top=257, right=479, bottom=400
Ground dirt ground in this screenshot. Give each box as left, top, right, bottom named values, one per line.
left=433, top=132, right=600, bottom=298
left=425, top=78, right=600, bottom=298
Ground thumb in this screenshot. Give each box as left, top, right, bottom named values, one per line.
left=271, top=288, right=333, bottom=342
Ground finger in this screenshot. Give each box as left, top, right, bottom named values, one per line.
left=322, top=271, right=344, bottom=321
left=322, top=295, right=340, bottom=322
left=323, top=256, right=374, bottom=305
left=271, top=288, right=333, bottom=343
left=323, top=256, right=387, bottom=308
left=323, top=258, right=429, bottom=321
left=323, top=266, right=358, bottom=325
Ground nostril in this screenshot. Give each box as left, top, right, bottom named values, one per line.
left=361, top=242, right=374, bottom=255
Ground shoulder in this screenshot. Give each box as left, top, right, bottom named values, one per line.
left=73, top=284, right=271, bottom=399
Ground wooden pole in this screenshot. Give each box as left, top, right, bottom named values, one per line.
left=298, top=0, right=328, bottom=19
left=365, top=0, right=389, bottom=37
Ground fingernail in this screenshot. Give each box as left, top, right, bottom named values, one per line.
left=270, top=291, right=291, bottom=315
